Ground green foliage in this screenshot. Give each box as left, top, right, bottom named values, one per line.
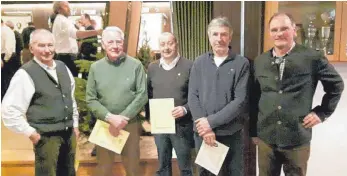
left=74, top=77, right=95, bottom=136
left=136, top=39, right=153, bottom=71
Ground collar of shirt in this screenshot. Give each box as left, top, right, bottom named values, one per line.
left=106, top=55, right=126, bottom=65
left=159, top=56, right=180, bottom=71
left=272, top=42, right=296, bottom=58
left=33, top=57, right=57, bottom=71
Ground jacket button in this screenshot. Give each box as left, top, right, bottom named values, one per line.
left=65, top=127, right=68, bottom=130
left=65, top=117, right=68, bottom=120
left=279, top=90, right=283, bottom=94
left=277, top=121, right=282, bottom=125
left=278, top=106, right=282, bottom=110
left=62, top=95, right=66, bottom=98
left=65, top=106, right=68, bottom=109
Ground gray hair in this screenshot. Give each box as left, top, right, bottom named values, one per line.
left=29, top=29, right=55, bottom=45
left=208, top=17, right=233, bottom=36
left=102, top=26, right=125, bottom=41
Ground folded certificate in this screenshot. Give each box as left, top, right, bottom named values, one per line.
left=195, top=141, right=229, bottom=175
left=150, top=98, right=175, bottom=134
left=88, top=120, right=130, bottom=154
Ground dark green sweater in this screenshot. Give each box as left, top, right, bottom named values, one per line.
left=86, top=55, right=148, bottom=121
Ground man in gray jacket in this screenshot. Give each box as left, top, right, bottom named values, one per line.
left=188, top=17, right=250, bottom=176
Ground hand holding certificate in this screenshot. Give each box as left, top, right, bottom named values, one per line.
left=195, top=141, right=229, bottom=175
left=88, top=120, right=130, bottom=154
left=150, top=98, right=176, bottom=134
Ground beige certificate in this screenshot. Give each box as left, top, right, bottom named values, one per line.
left=88, top=120, right=130, bottom=154
left=195, top=141, right=229, bottom=175
left=150, top=98, right=175, bottom=134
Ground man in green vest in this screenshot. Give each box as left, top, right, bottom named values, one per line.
left=2, top=29, right=79, bottom=176
left=86, top=26, right=148, bottom=176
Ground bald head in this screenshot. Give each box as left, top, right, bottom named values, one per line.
left=5, top=21, right=14, bottom=29
left=159, top=32, right=177, bottom=44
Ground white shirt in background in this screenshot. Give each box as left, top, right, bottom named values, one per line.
left=52, top=14, right=78, bottom=54
left=1, top=24, right=16, bottom=61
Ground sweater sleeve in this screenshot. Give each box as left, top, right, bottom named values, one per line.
left=86, top=64, right=110, bottom=120
left=188, top=60, right=206, bottom=121
left=120, top=63, right=148, bottom=120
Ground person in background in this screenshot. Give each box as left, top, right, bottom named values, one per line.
left=21, top=22, right=36, bottom=64
left=79, top=13, right=98, bottom=61
left=6, top=20, right=23, bottom=71
left=52, top=1, right=102, bottom=77
left=2, top=29, right=79, bottom=176
left=250, top=13, right=344, bottom=176
left=1, top=19, right=16, bottom=100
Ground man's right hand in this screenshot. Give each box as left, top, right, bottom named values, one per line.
left=29, top=131, right=41, bottom=145
left=203, top=131, right=216, bottom=147
left=107, top=114, right=128, bottom=130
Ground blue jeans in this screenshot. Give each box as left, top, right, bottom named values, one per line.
left=194, top=130, right=244, bottom=176
left=154, top=123, right=194, bottom=176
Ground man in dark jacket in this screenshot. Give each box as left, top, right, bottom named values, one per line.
left=250, top=13, right=344, bottom=176
left=188, top=17, right=249, bottom=176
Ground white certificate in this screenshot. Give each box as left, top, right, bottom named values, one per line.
left=150, top=98, right=175, bottom=134
left=88, top=120, right=130, bottom=154
left=195, top=141, right=229, bottom=175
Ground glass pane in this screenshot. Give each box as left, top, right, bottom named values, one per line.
left=279, top=2, right=336, bottom=55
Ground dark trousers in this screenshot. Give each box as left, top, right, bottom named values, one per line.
left=1, top=53, right=20, bottom=100
left=34, top=129, right=76, bottom=176
left=194, top=130, right=244, bottom=176
left=56, top=53, right=78, bottom=77
left=154, top=123, right=194, bottom=176
left=258, top=139, right=310, bottom=176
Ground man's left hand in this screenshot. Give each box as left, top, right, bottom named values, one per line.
left=74, top=127, right=80, bottom=139
left=302, top=112, right=322, bottom=128
left=172, top=106, right=186, bottom=119
left=195, top=117, right=212, bottom=136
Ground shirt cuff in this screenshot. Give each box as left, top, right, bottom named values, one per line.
left=183, top=107, right=187, bottom=115
left=24, top=127, right=36, bottom=137
left=73, top=121, right=79, bottom=128
left=105, top=112, right=113, bottom=121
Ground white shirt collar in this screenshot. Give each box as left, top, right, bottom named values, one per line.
left=159, top=56, right=180, bottom=71
left=33, top=57, right=56, bottom=70
left=273, top=42, right=296, bottom=57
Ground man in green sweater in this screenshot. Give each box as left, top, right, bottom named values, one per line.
left=86, top=26, right=148, bottom=176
